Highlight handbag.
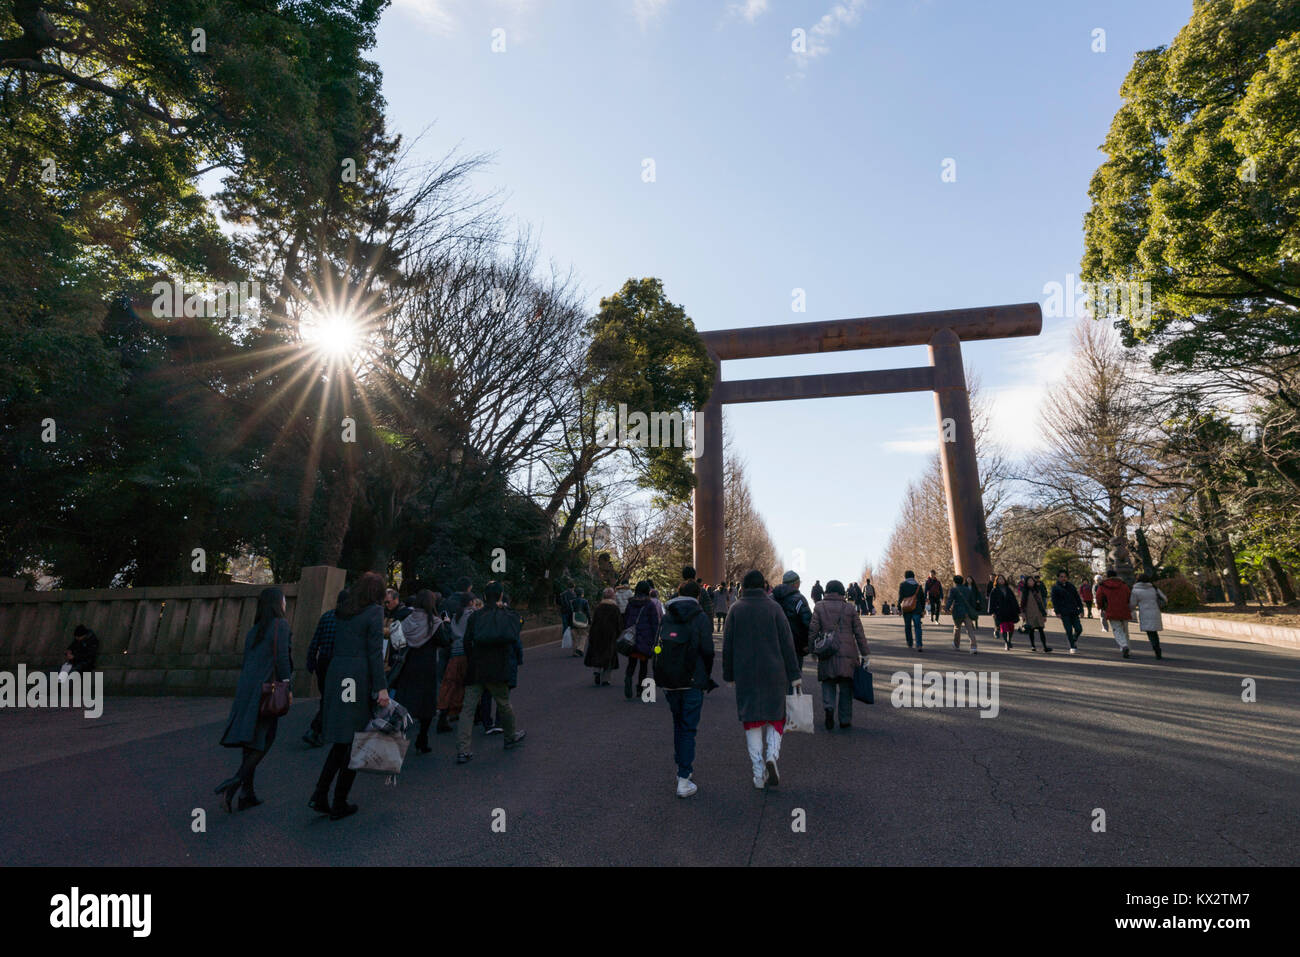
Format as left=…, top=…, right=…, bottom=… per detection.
left=349, top=730, right=410, bottom=775
left=258, top=625, right=291, bottom=718
left=852, top=663, right=874, bottom=704
left=784, top=686, right=815, bottom=734
left=811, top=604, right=842, bottom=660
left=616, top=605, right=646, bottom=656
left=899, top=582, right=919, bottom=614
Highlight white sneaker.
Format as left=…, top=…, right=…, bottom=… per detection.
left=676, top=776, right=698, bottom=798
left=753, top=774, right=766, bottom=789
left=1069, top=647, right=1077, bottom=655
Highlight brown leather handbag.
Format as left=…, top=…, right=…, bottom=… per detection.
left=258, top=625, right=292, bottom=718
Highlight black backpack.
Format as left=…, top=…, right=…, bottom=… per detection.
left=653, top=607, right=699, bottom=689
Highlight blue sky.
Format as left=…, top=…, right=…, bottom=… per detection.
left=373, top=0, right=1191, bottom=586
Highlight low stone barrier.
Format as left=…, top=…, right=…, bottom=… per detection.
left=1163, top=613, right=1300, bottom=651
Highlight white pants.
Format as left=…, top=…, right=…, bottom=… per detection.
left=1110, top=619, right=1130, bottom=649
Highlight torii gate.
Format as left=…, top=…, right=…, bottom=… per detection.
left=692, top=303, right=1042, bottom=585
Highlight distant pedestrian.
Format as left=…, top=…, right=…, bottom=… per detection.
left=585, top=587, right=622, bottom=685
left=614, top=579, right=634, bottom=615
left=988, top=575, right=1020, bottom=650
left=924, top=571, right=943, bottom=623
left=1129, top=574, right=1166, bottom=660
left=456, top=581, right=525, bottom=764
left=862, top=579, right=876, bottom=615
left=898, top=571, right=925, bottom=651
left=657, top=580, right=716, bottom=797
left=310, top=572, right=387, bottom=820
left=770, top=570, right=813, bottom=664
left=623, top=581, right=661, bottom=700
left=1078, top=578, right=1095, bottom=618
left=568, top=587, right=591, bottom=657
left=808, top=580, right=869, bottom=729
left=217, top=586, right=293, bottom=813
left=1095, top=569, right=1132, bottom=658
left=714, top=581, right=731, bottom=632
left=811, top=580, right=824, bottom=604
left=1051, top=571, right=1084, bottom=654
left=1022, top=574, right=1052, bottom=652
left=435, top=578, right=476, bottom=733
left=723, top=569, right=801, bottom=790
left=303, top=589, right=348, bottom=747
left=943, top=574, right=980, bottom=653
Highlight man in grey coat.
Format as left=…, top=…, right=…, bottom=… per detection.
left=723, top=569, right=802, bottom=790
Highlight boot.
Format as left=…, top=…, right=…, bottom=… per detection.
left=745, top=728, right=765, bottom=788
left=763, top=724, right=781, bottom=787
left=435, top=711, right=452, bottom=734
left=824, top=708, right=834, bottom=731
left=1150, top=633, right=1162, bottom=659
left=624, top=666, right=635, bottom=700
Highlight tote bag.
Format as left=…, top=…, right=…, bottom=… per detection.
left=784, top=687, right=815, bottom=734
left=852, top=664, right=874, bottom=704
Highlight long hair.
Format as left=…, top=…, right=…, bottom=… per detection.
left=413, top=589, right=438, bottom=618
left=252, top=586, right=286, bottom=644
left=341, top=572, right=386, bottom=618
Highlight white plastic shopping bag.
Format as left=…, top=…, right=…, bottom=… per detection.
left=784, top=686, right=815, bottom=734
left=561, top=626, right=573, bottom=649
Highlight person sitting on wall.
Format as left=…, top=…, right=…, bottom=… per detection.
left=60, top=624, right=99, bottom=680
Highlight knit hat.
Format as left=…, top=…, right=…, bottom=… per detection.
left=782, top=570, right=800, bottom=584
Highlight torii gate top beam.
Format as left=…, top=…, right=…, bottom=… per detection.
left=698, top=302, right=1042, bottom=361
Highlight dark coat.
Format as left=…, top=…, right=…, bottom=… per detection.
left=660, top=596, right=715, bottom=690
left=463, top=606, right=522, bottom=686
left=221, top=618, right=293, bottom=750
left=770, top=583, right=812, bottom=657
left=723, top=588, right=801, bottom=722
left=897, top=578, right=924, bottom=612
left=584, top=599, right=623, bottom=670
left=1051, top=581, right=1083, bottom=617
left=809, top=594, right=869, bottom=681
left=389, top=610, right=441, bottom=718
left=988, top=585, right=1020, bottom=624
left=623, top=596, right=660, bottom=659
left=67, top=632, right=99, bottom=673
left=321, top=604, right=386, bottom=745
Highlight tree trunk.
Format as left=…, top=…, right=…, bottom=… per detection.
left=1134, top=526, right=1157, bottom=579
left=1265, top=556, right=1296, bottom=604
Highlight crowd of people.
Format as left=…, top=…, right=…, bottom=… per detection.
left=209, top=559, right=1169, bottom=814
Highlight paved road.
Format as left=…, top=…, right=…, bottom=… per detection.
left=1, top=612, right=1296, bottom=866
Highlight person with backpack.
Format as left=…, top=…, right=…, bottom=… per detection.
left=808, top=580, right=870, bottom=730
left=898, top=571, right=925, bottom=651
left=770, top=570, right=813, bottom=663
left=1051, top=571, right=1084, bottom=654
left=622, top=581, right=661, bottom=700
left=924, top=571, right=944, bottom=623
left=862, top=579, right=876, bottom=615
left=943, top=574, right=980, bottom=653
left=1021, top=574, right=1052, bottom=652
left=656, top=580, right=717, bottom=797
left=455, top=581, right=525, bottom=764
left=435, top=579, right=477, bottom=734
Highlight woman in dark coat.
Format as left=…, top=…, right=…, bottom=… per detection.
left=723, top=570, right=802, bottom=789
left=309, top=572, right=388, bottom=821
left=389, top=589, right=441, bottom=754
left=621, top=581, right=661, bottom=700
left=988, top=575, right=1020, bottom=650
left=216, top=587, right=293, bottom=812
left=584, top=587, right=623, bottom=685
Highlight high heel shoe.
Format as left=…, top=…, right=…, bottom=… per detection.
left=237, top=793, right=263, bottom=811
left=214, top=775, right=241, bottom=813
left=308, top=789, right=331, bottom=815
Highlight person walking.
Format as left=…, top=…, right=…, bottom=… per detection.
left=1094, top=574, right=1108, bottom=629
left=309, top=573, right=387, bottom=821
left=988, top=574, right=1020, bottom=650
left=614, top=579, right=634, bottom=615
left=810, top=580, right=824, bottom=604
left=808, top=580, right=870, bottom=730
left=924, top=571, right=944, bottom=624
left=1129, top=574, right=1167, bottom=660
left=658, top=580, right=716, bottom=797
left=622, top=581, right=661, bottom=700
left=389, top=589, right=443, bottom=753
left=1021, top=574, right=1052, bottom=652
left=435, top=579, right=476, bottom=733
left=217, top=586, right=293, bottom=813
left=303, top=589, right=347, bottom=747
left=1051, top=571, right=1084, bottom=654
left=943, top=574, right=980, bottom=653
left=862, top=579, right=876, bottom=615
left=456, top=581, right=525, bottom=764
left=1095, top=569, right=1133, bottom=658
left=770, top=570, right=813, bottom=664
left=568, top=587, right=591, bottom=657
left=585, top=587, right=623, bottom=685
left=1079, top=578, right=1095, bottom=618
left=723, top=569, right=802, bottom=789
left=898, top=571, right=925, bottom=651
left=714, top=581, right=730, bottom=633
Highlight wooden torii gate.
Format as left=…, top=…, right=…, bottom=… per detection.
left=692, top=303, right=1043, bottom=585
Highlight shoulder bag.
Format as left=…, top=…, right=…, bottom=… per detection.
left=258, top=623, right=292, bottom=718
left=616, top=605, right=647, bottom=656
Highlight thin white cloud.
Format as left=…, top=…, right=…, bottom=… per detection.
left=728, top=0, right=769, bottom=22
left=391, top=0, right=459, bottom=34
left=634, top=0, right=670, bottom=28
left=802, top=0, right=870, bottom=61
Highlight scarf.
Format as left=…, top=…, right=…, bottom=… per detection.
left=402, top=609, right=439, bottom=649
